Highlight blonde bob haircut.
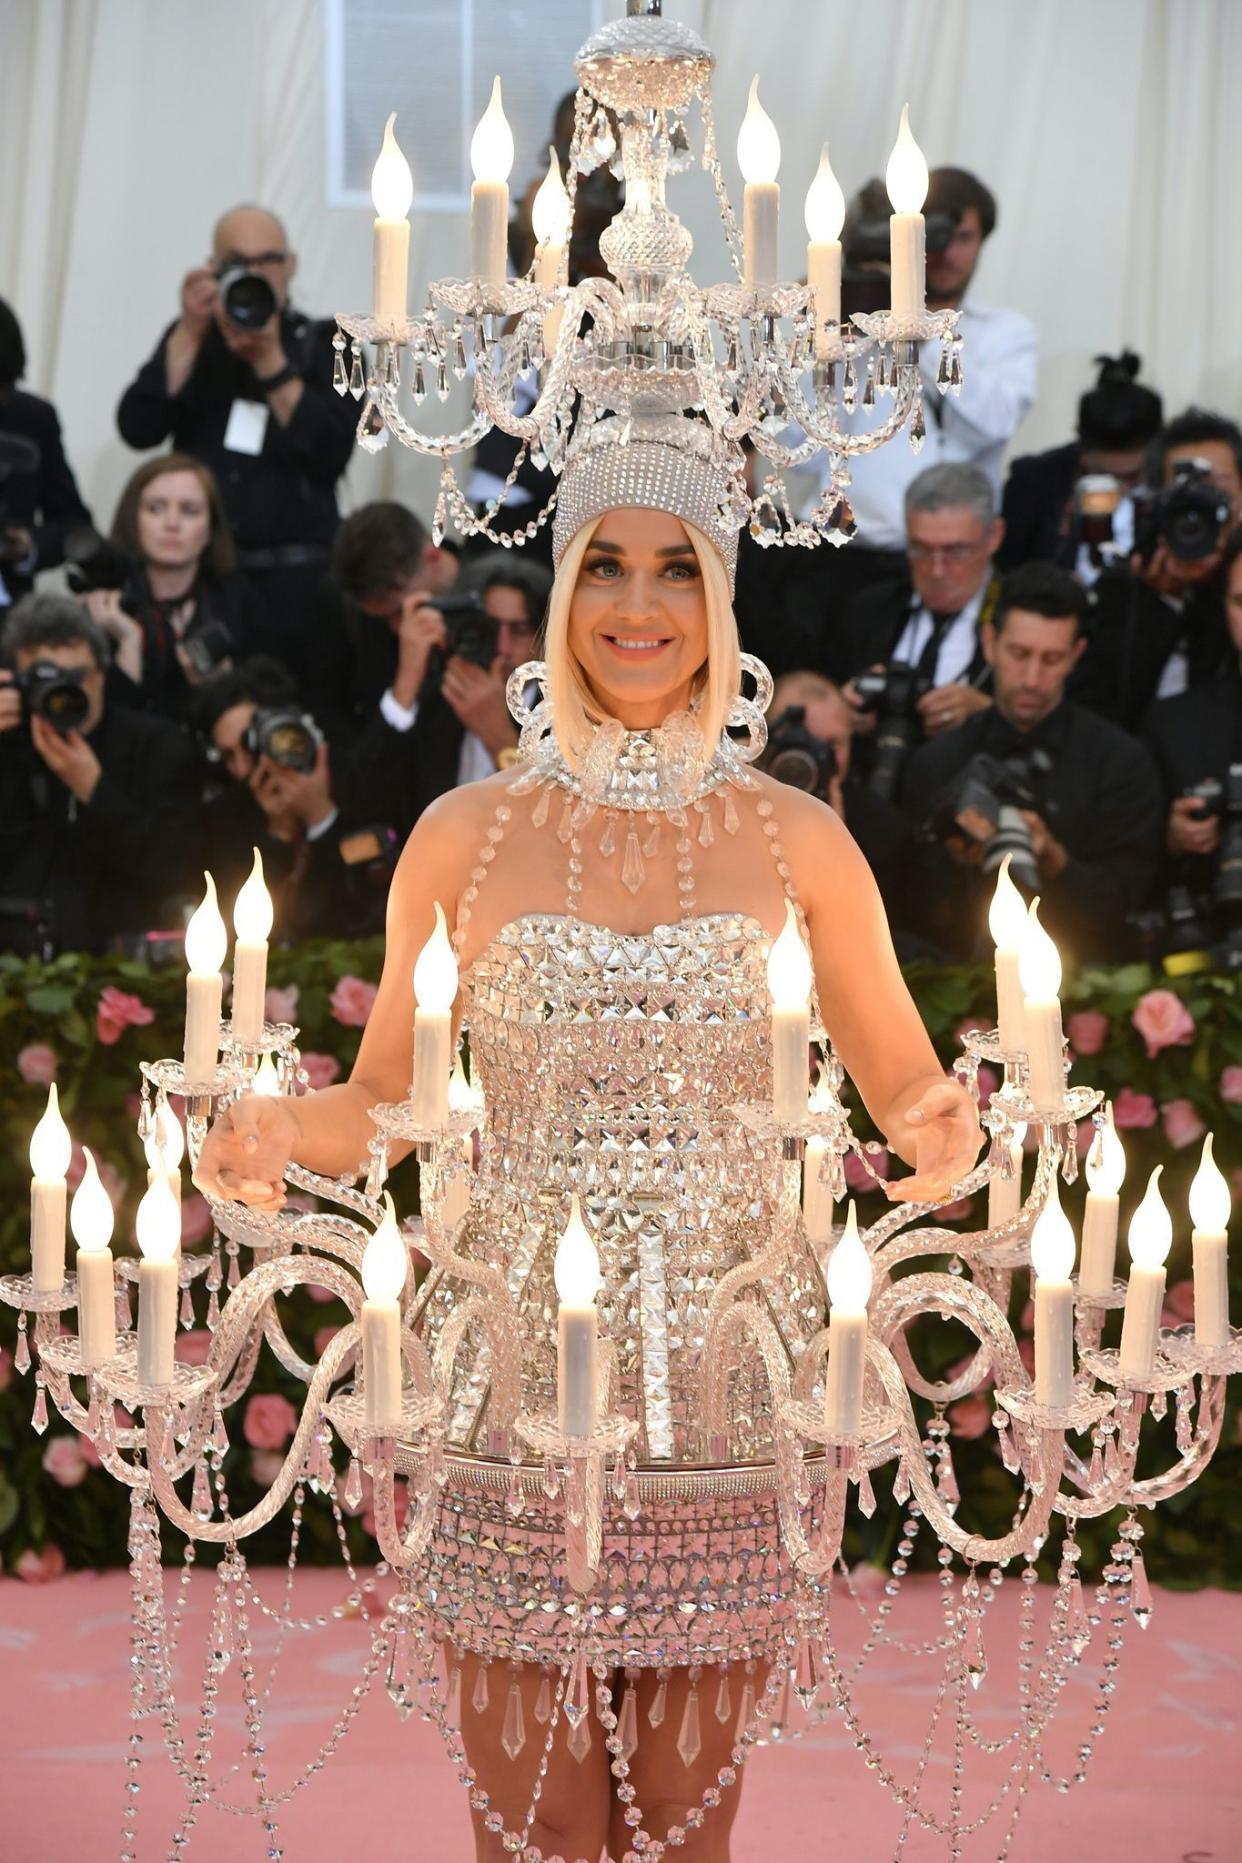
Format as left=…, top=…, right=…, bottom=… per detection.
left=543, top=515, right=741, bottom=770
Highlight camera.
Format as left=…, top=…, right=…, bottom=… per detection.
left=852, top=663, right=934, bottom=801
left=1133, top=458, right=1233, bottom=564
left=840, top=210, right=956, bottom=318
left=62, top=525, right=139, bottom=598
left=1072, top=473, right=1124, bottom=559
left=428, top=591, right=498, bottom=671
left=1182, top=765, right=1242, bottom=915
left=213, top=265, right=277, bottom=331
left=12, top=659, right=91, bottom=734
left=764, top=705, right=837, bottom=799
left=181, top=620, right=236, bottom=680
left=242, top=706, right=323, bottom=774
left=931, top=746, right=1053, bottom=894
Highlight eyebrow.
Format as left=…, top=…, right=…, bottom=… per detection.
left=586, top=539, right=697, bottom=558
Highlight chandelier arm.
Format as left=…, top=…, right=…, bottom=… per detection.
left=285, top=1162, right=383, bottom=1225
left=887, top=1324, right=993, bottom=1407
left=700, top=1297, right=792, bottom=1441
left=214, top=1322, right=267, bottom=1412
left=372, top=390, right=494, bottom=459
left=260, top=1301, right=321, bottom=1385
left=146, top=1322, right=362, bottom=1542
left=206, top=1255, right=364, bottom=1393
left=777, top=363, right=919, bottom=458
left=368, top=1451, right=440, bottom=1571
left=418, top=1208, right=523, bottom=1428
left=1055, top=1376, right=1227, bottom=1520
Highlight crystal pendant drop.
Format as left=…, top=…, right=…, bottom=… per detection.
left=862, top=358, right=876, bottom=409
left=676, top=1686, right=702, bottom=1768
left=563, top=1649, right=590, bottom=1729
left=697, top=807, right=714, bottom=849
left=557, top=796, right=576, bottom=845
left=856, top=1468, right=877, bottom=1517
left=598, top=813, right=618, bottom=859
left=714, top=1667, right=731, bottom=1724
left=31, top=1379, right=48, bottom=1433
left=358, top=396, right=389, bottom=453
left=500, top=1679, right=527, bottom=1760
left=621, top=829, right=645, bottom=895
left=180, top=1286, right=194, bottom=1328
left=531, top=784, right=553, bottom=830
left=962, top=1614, right=987, bottom=1689
left=192, top=1461, right=213, bottom=1519
left=472, top=1663, right=490, bottom=1715
left=227, top=1248, right=241, bottom=1289
left=1175, top=1387, right=1194, bottom=1455
left=116, top=1285, right=133, bottom=1330
left=938, top=1453, right=960, bottom=1512
left=505, top=1470, right=524, bottom=1520
left=648, top=1673, right=668, bottom=1729
left=842, top=356, right=857, bottom=413
left=722, top=790, right=740, bottom=835
left=769, top=1670, right=792, bottom=1739
left=332, top=341, right=348, bottom=395
left=936, top=346, right=951, bottom=393
left=14, top=1319, right=30, bottom=1376
left=212, top=1409, right=228, bottom=1457
left=998, top=1415, right=1021, bottom=1474
left=735, top=1679, right=756, bottom=1742
left=792, top=1635, right=818, bottom=1708
left=909, top=394, right=926, bottom=454
left=642, top=818, right=661, bottom=858
left=343, top=1457, right=364, bottom=1511
left=347, top=345, right=365, bottom=399
left=568, top=1713, right=592, bottom=1762
left=618, top=1679, right=639, bottom=1758
left=533, top=1671, right=553, bottom=1725
left=950, top=349, right=963, bottom=394
left=1065, top=1574, right=1090, bottom=1658
left=412, top=359, right=427, bottom=404
left=451, top=330, right=468, bottom=379
left=1130, top=1551, right=1153, bottom=1629
left=205, top=1285, right=220, bottom=1329
left=540, top=1457, right=560, bottom=1501
left=1087, top=1439, right=1105, bottom=1488
left=445, top=1665, right=462, bottom=1729
left=622, top=1475, right=641, bottom=1522
left=893, top=1460, right=911, bottom=1505
left=436, top=361, right=449, bottom=401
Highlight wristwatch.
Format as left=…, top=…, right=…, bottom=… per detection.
left=256, top=362, right=299, bottom=394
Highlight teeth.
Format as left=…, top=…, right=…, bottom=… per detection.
left=609, top=638, right=668, bottom=651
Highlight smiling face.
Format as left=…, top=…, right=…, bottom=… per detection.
left=566, top=508, right=710, bottom=727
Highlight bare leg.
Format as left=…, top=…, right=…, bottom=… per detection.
left=606, top=1664, right=765, bottom=1862
left=457, top=1651, right=613, bottom=1863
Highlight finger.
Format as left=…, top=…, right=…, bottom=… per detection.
left=226, top=1098, right=264, bottom=1153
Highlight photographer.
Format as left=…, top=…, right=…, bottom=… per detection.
left=195, top=657, right=389, bottom=940
left=70, top=454, right=262, bottom=722
left=1142, top=529, right=1242, bottom=963
left=115, top=206, right=357, bottom=648
left=834, top=463, right=1002, bottom=798
left=0, top=298, right=93, bottom=604
left=0, top=596, right=200, bottom=954
left=900, top=564, right=1163, bottom=961
left=1000, top=351, right=1164, bottom=583
left=1071, top=409, right=1242, bottom=730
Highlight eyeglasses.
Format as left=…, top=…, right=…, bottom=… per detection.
left=907, top=541, right=985, bottom=565
left=214, top=251, right=289, bottom=271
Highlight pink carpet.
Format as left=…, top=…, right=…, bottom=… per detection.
left=0, top=1569, right=1237, bottom=1861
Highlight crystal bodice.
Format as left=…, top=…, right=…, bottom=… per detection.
left=420, top=912, right=826, bottom=1464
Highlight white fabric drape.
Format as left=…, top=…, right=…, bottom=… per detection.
left=1, top=0, right=1237, bottom=535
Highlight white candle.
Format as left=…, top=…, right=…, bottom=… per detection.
left=802, top=1070, right=836, bottom=1246
left=804, top=143, right=844, bottom=356
left=136, top=1176, right=181, bottom=1387
left=371, top=113, right=413, bottom=324
left=1018, top=899, right=1064, bottom=1110
left=469, top=77, right=513, bottom=284
left=144, top=1096, right=185, bottom=1213
left=411, top=901, right=458, bottom=1128
left=738, top=77, right=781, bottom=287
left=71, top=1147, right=116, bottom=1367
left=1079, top=1103, right=1125, bottom=1297
left=183, top=874, right=227, bottom=1086
left=231, top=848, right=273, bottom=1046
left=1119, top=1167, right=1173, bottom=1380
left=362, top=1194, right=408, bottom=1431
left=1031, top=1175, right=1076, bottom=1407
left=1189, top=1133, right=1231, bottom=1348
left=768, top=900, right=813, bottom=1125
left=532, top=145, right=570, bottom=357
left=885, top=105, right=928, bottom=321
left=555, top=1194, right=602, bottom=1439
left=440, top=1054, right=478, bottom=1232
left=988, top=854, right=1028, bottom=1055
left=29, top=1082, right=71, bottom=1292
left=824, top=1202, right=872, bottom=1438
left=987, top=1125, right=1025, bottom=1227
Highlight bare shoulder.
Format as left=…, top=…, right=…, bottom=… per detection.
left=749, top=771, right=873, bottom=911
left=391, top=771, right=520, bottom=903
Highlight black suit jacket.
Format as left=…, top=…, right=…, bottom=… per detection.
left=999, top=441, right=1081, bottom=570
left=1070, top=565, right=1227, bottom=731
left=0, top=387, right=93, bottom=598
left=1144, top=662, right=1242, bottom=801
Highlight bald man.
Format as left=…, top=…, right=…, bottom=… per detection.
left=116, top=204, right=357, bottom=650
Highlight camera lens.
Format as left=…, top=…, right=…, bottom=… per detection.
left=40, top=681, right=90, bottom=731
left=220, top=269, right=277, bottom=331
left=264, top=720, right=317, bottom=773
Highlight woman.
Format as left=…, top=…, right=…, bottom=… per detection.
left=197, top=415, right=981, bottom=1861
left=81, top=452, right=260, bottom=719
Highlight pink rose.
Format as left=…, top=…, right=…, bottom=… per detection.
left=264, top=984, right=300, bottom=1025
left=329, top=975, right=378, bottom=1028
left=176, top=1329, right=213, bottom=1366
left=1131, top=988, right=1195, bottom=1060
left=243, top=1392, right=298, bottom=1450
left=42, top=1435, right=97, bottom=1487
left=314, top=1324, right=342, bottom=1357
left=1067, top=1010, right=1109, bottom=1057
left=299, top=1052, right=341, bottom=1092
left=1162, top=1279, right=1195, bottom=1326
left=95, top=985, right=155, bottom=1047
left=1113, top=1087, right=1158, bottom=1130
left=1162, top=1098, right=1206, bottom=1150
left=937, top=1195, right=974, bottom=1223
left=180, top=1193, right=213, bottom=1248
left=1219, top=1066, right=1242, bottom=1104
left=15, top=1544, right=66, bottom=1584
left=954, top=1016, right=986, bottom=1047
left=844, top=1147, right=890, bottom=1193
left=306, top=1281, right=338, bottom=1304
left=948, top=1395, right=992, bottom=1440
left=250, top=1450, right=284, bottom=1487
left=17, top=1042, right=58, bottom=1085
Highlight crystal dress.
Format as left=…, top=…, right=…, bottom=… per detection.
left=414, top=662, right=834, bottom=1673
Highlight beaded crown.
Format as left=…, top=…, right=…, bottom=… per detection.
left=551, top=413, right=747, bottom=591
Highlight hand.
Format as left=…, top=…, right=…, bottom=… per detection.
left=841, top=668, right=882, bottom=736
left=79, top=587, right=136, bottom=638
left=30, top=714, right=101, bottom=804
left=0, top=525, right=35, bottom=566
left=440, top=654, right=518, bottom=760
left=217, top=311, right=285, bottom=376
left=391, top=595, right=449, bottom=707
left=249, top=743, right=335, bottom=832
left=0, top=670, right=21, bottom=735
left=178, top=266, right=219, bottom=338
left=1167, top=794, right=1221, bottom=858
left=884, top=1078, right=982, bottom=1204
left=916, top=684, right=992, bottom=736
left=1132, top=542, right=1221, bottom=600
left=1017, top=809, right=1069, bottom=878
left=193, top=1093, right=300, bottom=1210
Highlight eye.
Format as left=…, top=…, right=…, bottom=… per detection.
left=584, top=557, right=621, bottom=578
left=664, top=561, right=699, bottom=582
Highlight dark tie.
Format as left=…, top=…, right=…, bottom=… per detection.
left=914, top=610, right=961, bottom=683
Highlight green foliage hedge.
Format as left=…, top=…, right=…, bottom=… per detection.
left=1, top=945, right=1238, bottom=1586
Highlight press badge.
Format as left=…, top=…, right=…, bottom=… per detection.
left=223, top=399, right=269, bottom=455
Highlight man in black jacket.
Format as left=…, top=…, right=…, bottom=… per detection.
left=899, top=564, right=1164, bottom=962
left=0, top=596, right=200, bottom=953
left=115, top=206, right=357, bottom=652
left=0, top=299, right=93, bottom=604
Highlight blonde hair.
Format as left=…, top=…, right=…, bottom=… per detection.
left=544, top=516, right=741, bottom=769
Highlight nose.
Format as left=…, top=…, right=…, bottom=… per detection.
left=613, top=572, right=662, bottom=621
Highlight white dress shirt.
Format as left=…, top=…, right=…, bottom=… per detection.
left=890, top=581, right=989, bottom=687
left=379, top=688, right=498, bottom=785
left=823, top=300, right=1039, bottom=551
